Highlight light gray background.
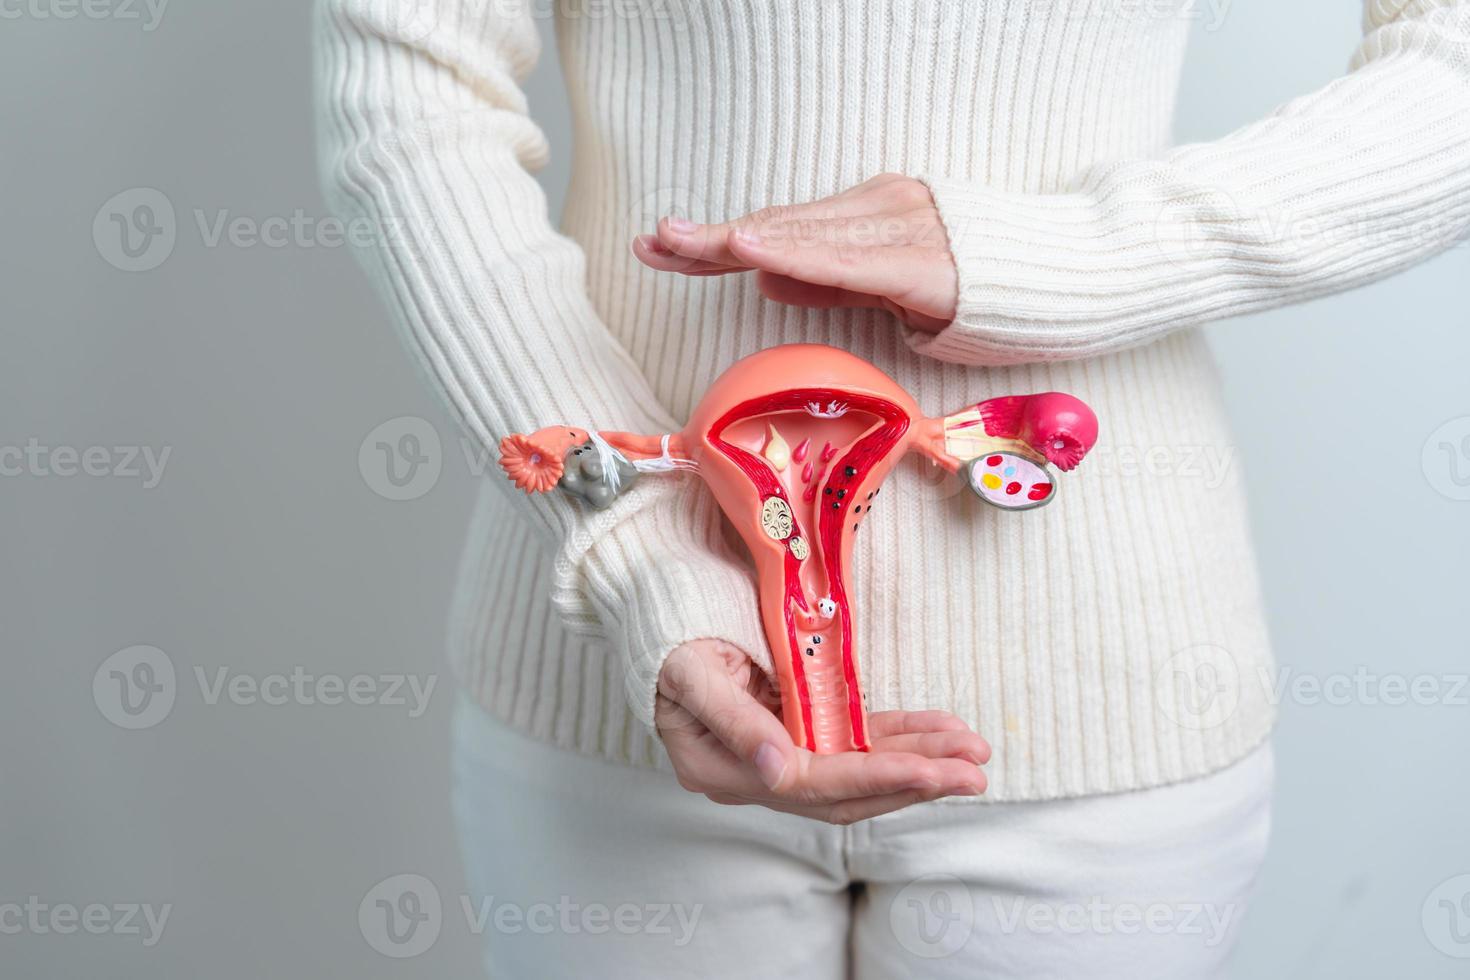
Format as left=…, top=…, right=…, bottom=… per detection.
left=3, top=2, right=1467, bottom=977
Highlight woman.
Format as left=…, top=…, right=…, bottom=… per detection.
left=316, top=1, right=1469, bottom=975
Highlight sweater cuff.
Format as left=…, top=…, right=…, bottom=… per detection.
left=914, top=173, right=1219, bottom=365
left=550, top=480, right=770, bottom=729
left=914, top=175, right=1110, bottom=365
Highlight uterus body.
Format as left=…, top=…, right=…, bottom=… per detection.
left=500, top=344, right=1098, bottom=755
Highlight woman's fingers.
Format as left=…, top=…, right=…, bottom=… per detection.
left=657, top=211, right=898, bottom=269
left=870, top=730, right=992, bottom=767
left=673, top=734, right=985, bottom=806
left=651, top=173, right=934, bottom=265
left=663, top=705, right=986, bottom=805
left=633, top=173, right=959, bottom=327
left=664, top=707, right=984, bottom=805
left=638, top=233, right=956, bottom=329
left=865, top=708, right=992, bottom=761
left=659, top=645, right=794, bottom=766
left=867, top=709, right=974, bottom=738
left=778, top=749, right=986, bottom=806
left=726, top=226, right=934, bottom=300
left=655, top=195, right=873, bottom=266
left=752, top=271, right=887, bottom=311
left=654, top=215, right=746, bottom=266
left=632, top=234, right=743, bottom=276
left=657, top=640, right=987, bottom=822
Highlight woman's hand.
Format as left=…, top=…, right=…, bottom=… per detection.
left=632, top=174, right=958, bottom=334
left=656, top=639, right=989, bottom=825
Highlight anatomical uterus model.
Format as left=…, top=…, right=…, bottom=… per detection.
left=500, top=344, right=1098, bottom=755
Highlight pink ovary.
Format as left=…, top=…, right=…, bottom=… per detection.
left=792, top=438, right=811, bottom=463
left=802, top=461, right=814, bottom=483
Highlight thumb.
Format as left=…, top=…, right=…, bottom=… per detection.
left=662, top=642, right=797, bottom=790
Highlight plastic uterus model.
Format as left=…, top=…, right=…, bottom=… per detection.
left=499, top=344, right=1098, bottom=754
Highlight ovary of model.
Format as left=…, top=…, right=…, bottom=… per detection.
left=498, top=345, right=1098, bottom=754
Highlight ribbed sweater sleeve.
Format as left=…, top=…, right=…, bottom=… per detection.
left=313, top=0, right=769, bottom=723
left=914, top=0, right=1470, bottom=366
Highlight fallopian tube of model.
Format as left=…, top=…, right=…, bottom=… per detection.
left=499, top=344, right=1099, bottom=755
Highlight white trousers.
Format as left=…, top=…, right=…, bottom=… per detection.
left=452, top=694, right=1273, bottom=980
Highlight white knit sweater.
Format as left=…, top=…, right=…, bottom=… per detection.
left=315, top=0, right=1470, bottom=800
